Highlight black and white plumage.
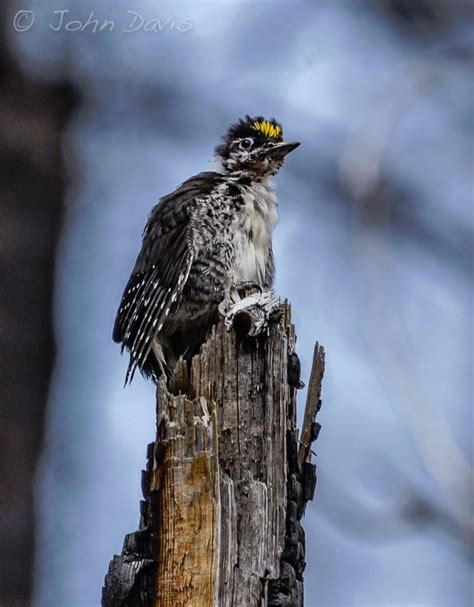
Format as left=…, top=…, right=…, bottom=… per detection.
left=113, top=116, right=300, bottom=384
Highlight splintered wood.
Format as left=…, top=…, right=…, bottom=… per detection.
left=152, top=394, right=219, bottom=605
left=103, top=304, right=325, bottom=607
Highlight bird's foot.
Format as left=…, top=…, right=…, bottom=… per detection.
left=235, top=281, right=263, bottom=298
left=222, top=290, right=281, bottom=336
left=218, top=282, right=264, bottom=316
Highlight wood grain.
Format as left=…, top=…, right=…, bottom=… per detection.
left=103, top=304, right=325, bottom=606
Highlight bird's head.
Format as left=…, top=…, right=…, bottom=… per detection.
left=215, top=115, right=300, bottom=179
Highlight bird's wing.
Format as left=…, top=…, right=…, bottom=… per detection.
left=113, top=171, right=222, bottom=383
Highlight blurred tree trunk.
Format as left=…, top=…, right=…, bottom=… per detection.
left=0, top=5, right=75, bottom=606
left=103, top=306, right=324, bottom=606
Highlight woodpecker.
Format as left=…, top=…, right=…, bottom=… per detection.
left=113, top=116, right=300, bottom=384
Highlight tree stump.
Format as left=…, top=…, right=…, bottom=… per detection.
left=103, top=303, right=325, bottom=606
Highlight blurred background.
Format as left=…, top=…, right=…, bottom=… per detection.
left=0, top=0, right=472, bottom=606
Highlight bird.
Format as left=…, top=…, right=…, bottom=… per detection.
left=113, top=115, right=300, bottom=384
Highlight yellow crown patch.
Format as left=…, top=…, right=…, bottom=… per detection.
left=252, top=120, right=282, bottom=140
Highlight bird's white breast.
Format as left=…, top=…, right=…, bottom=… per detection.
left=235, top=179, right=278, bottom=285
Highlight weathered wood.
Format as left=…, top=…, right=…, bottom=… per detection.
left=152, top=392, right=219, bottom=605
left=103, top=304, right=324, bottom=606
left=298, top=344, right=325, bottom=468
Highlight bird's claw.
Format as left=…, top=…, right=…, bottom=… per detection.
left=222, top=290, right=280, bottom=336
left=235, top=281, right=263, bottom=297
left=223, top=293, right=261, bottom=331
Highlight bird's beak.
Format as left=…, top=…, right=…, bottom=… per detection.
left=264, top=141, right=301, bottom=159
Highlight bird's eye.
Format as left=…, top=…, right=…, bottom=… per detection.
left=239, top=138, right=253, bottom=150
